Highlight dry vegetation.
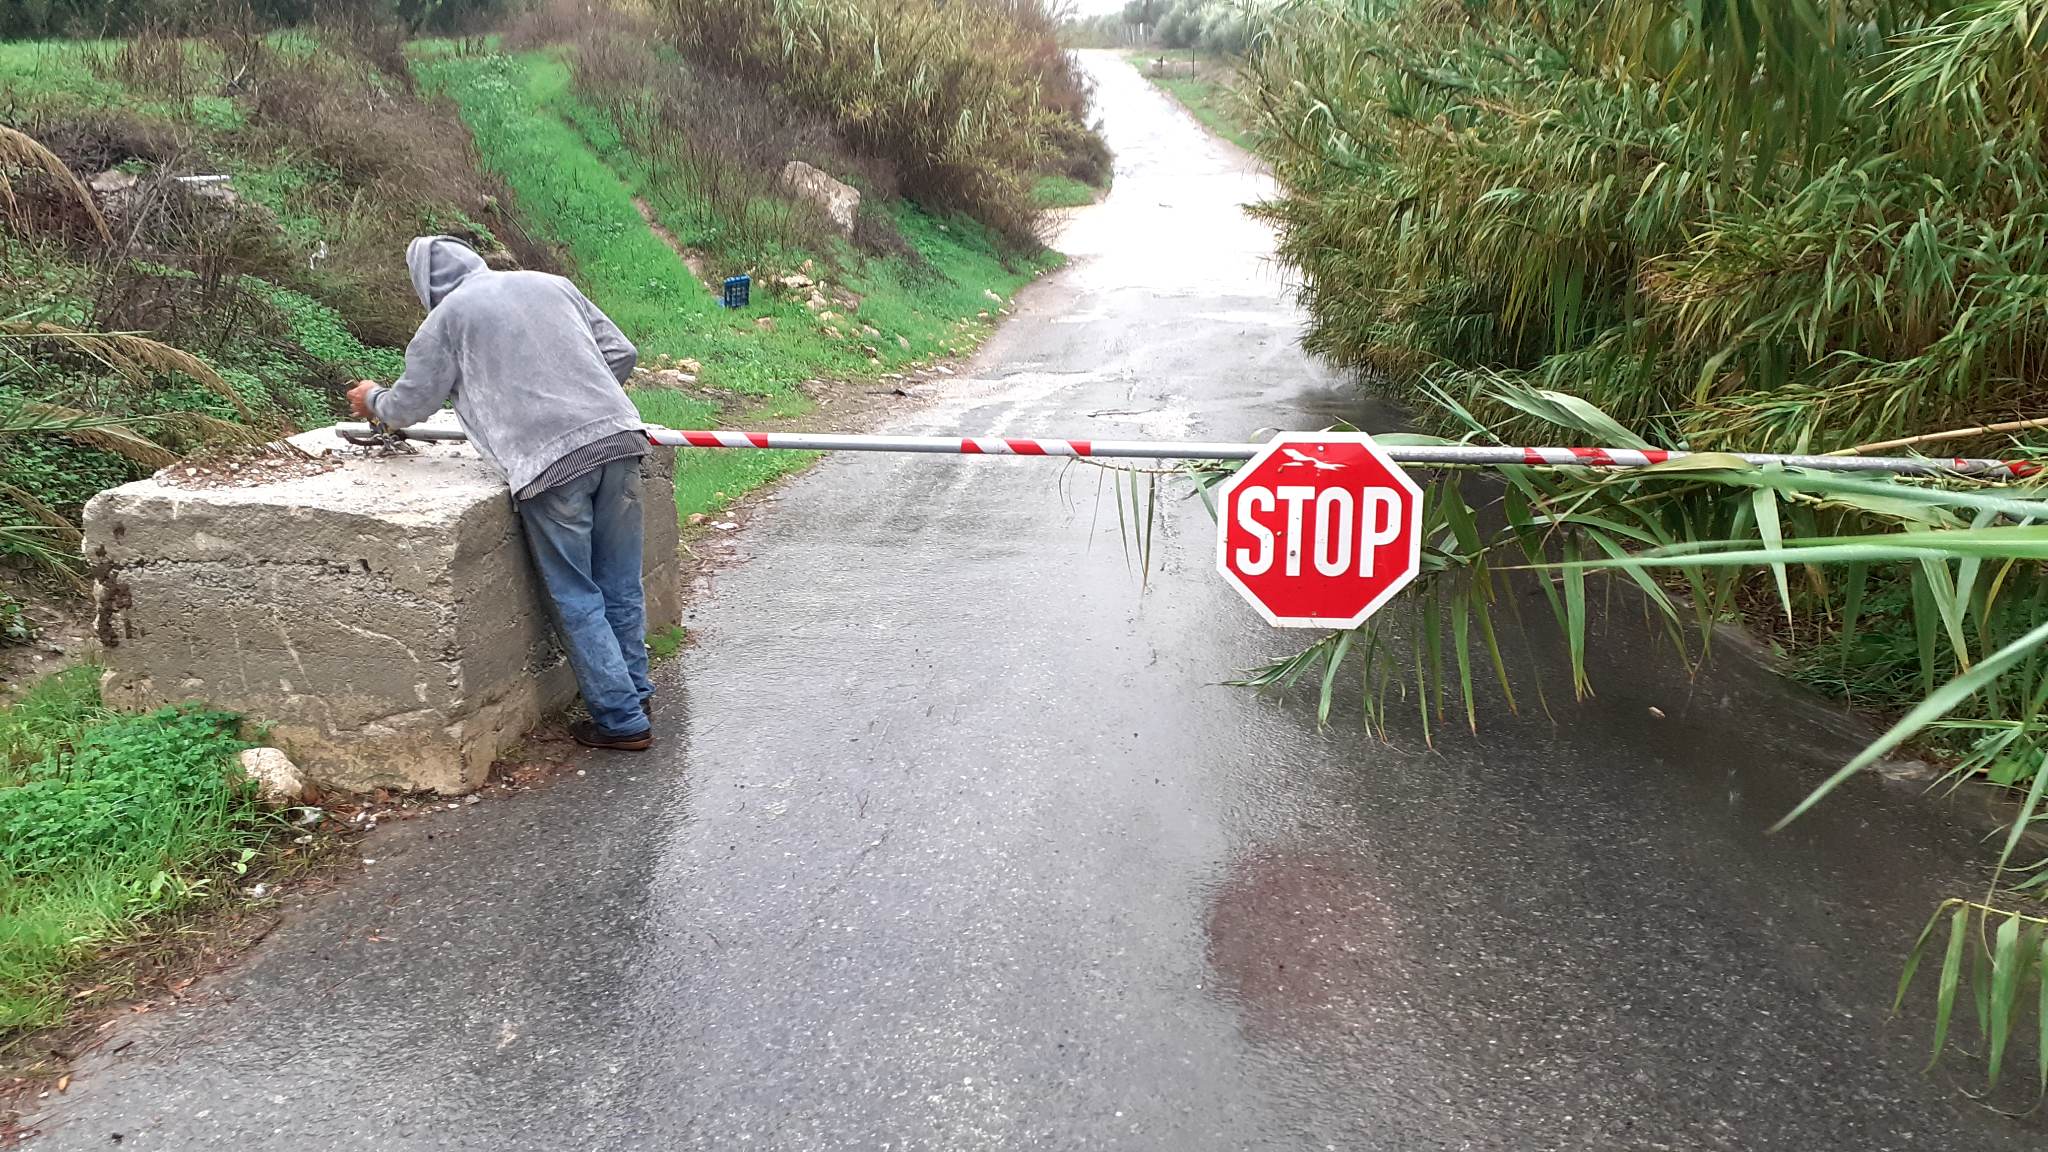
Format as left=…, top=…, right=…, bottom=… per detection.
left=0, top=17, right=559, bottom=595
left=657, top=0, right=1109, bottom=247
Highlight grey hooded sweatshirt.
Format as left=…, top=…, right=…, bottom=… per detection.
left=367, top=237, right=644, bottom=496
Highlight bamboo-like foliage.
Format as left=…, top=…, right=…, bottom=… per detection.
left=0, top=322, right=254, bottom=421
left=1244, top=0, right=2048, bottom=456
left=1162, top=380, right=2048, bottom=1089
left=1234, top=0, right=2048, bottom=1085
left=0, top=125, right=113, bottom=247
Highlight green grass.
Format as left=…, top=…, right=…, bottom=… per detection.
left=646, top=625, right=687, bottom=661
left=1129, top=52, right=1255, bottom=151
left=413, top=47, right=1058, bottom=520
left=0, top=670, right=268, bottom=1031
left=625, top=387, right=820, bottom=516
left=1031, top=174, right=1101, bottom=209
left=0, top=39, right=132, bottom=116
left=0, top=38, right=432, bottom=549
left=0, top=39, right=245, bottom=128
left=4, top=37, right=1065, bottom=528
left=0, top=666, right=102, bottom=783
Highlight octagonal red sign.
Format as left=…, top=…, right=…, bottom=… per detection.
left=1214, top=433, right=1425, bottom=629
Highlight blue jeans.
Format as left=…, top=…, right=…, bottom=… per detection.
left=517, top=458, right=653, bottom=736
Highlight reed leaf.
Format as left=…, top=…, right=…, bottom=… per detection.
left=0, top=124, right=112, bottom=246
left=0, top=322, right=253, bottom=421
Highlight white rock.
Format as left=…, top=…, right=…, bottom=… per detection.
left=780, top=160, right=861, bottom=235
left=89, top=169, right=140, bottom=195
left=238, top=747, right=306, bottom=806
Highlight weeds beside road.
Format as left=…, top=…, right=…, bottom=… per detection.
left=0, top=669, right=267, bottom=1034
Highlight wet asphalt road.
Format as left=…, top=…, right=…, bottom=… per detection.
left=26, top=53, right=2045, bottom=1150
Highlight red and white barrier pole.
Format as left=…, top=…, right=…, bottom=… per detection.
left=333, top=424, right=2043, bottom=478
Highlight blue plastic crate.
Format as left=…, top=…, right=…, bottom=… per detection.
left=721, top=274, right=751, bottom=309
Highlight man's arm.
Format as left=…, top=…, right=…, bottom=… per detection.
left=572, top=286, right=637, bottom=383
left=353, top=323, right=459, bottom=428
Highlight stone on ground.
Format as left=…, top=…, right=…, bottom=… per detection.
left=779, top=160, right=860, bottom=235
left=238, top=747, right=305, bottom=806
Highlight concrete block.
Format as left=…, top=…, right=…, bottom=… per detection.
left=82, top=418, right=681, bottom=795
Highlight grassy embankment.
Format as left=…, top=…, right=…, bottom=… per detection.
left=413, top=46, right=1059, bottom=519
left=0, top=29, right=1085, bottom=568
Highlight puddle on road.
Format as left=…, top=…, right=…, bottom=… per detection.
left=1287, top=378, right=1405, bottom=434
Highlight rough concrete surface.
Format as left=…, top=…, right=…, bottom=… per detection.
left=81, top=415, right=680, bottom=794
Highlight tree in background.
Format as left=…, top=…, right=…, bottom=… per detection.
left=1120, top=0, right=1168, bottom=31
left=1070, top=0, right=1260, bottom=54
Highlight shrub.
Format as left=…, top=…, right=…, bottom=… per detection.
left=1, top=0, right=522, bottom=38
left=1043, top=114, right=1113, bottom=187
left=0, top=676, right=270, bottom=1032
left=655, top=0, right=1102, bottom=248
left=1240, top=0, right=2048, bottom=1087
left=0, top=705, right=254, bottom=880
left=1245, top=0, right=2048, bottom=456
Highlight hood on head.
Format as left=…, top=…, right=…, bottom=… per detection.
left=407, top=235, right=488, bottom=311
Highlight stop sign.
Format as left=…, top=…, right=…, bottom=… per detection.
left=1215, top=432, right=1424, bottom=628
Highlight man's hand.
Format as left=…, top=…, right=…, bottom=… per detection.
left=347, top=380, right=379, bottom=421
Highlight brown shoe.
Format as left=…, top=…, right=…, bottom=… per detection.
left=572, top=720, right=654, bottom=751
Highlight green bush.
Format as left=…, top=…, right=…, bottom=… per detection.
left=0, top=676, right=270, bottom=1031
left=1239, top=0, right=2048, bottom=766
left=0, top=706, right=255, bottom=880
left=1239, top=0, right=2048, bottom=1088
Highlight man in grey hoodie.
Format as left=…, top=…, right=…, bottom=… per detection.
left=348, top=236, right=658, bottom=750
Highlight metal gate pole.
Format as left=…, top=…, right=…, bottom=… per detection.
left=332, top=423, right=2043, bottom=479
